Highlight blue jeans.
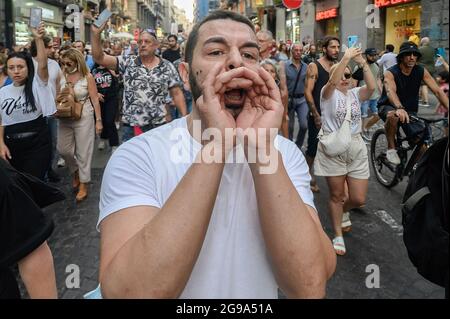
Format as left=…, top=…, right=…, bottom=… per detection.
left=288, top=98, right=309, bottom=149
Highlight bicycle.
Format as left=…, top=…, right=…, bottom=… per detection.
left=370, top=114, right=447, bottom=188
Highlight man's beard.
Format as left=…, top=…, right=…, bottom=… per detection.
left=325, top=52, right=338, bottom=62
left=189, top=70, right=203, bottom=102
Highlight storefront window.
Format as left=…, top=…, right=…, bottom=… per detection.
left=385, top=2, right=421, bottom=52
left=15, top=21, right=30, bottom=46
left=286, top=11, right=300, bottom=42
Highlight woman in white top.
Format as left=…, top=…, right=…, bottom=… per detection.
left=0, top=23, right=56, bottom=180
left=0, top=23, right=60, bottom=299
left=58, top=48, right=102, bottom=202
left=314, top=47, right=376, bottom=256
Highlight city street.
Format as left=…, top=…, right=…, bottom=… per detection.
left=17, top=99, right=445, bottom=300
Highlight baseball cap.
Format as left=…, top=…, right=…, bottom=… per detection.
left=365, top=48, right=377, bottom=56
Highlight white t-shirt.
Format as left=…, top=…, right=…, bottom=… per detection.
left=377, top=52, right=397, bottom=72
left=33, top=58, right=61, bottom=98
left=98, top=117, right=316, bottom=299
left=320, top=87, right=363, bottom=135
left=0, top=73, right=56, bottom=126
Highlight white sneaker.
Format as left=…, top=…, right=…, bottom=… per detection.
left=386, top=149, right=401, bottom=165
left=57, top=157, right=65, bottom=167
left=111, top=146, right=118, bottom=154
left=98, top=140, right=106, bottom=151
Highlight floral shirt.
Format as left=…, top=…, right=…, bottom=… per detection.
left=117, top=55, right=182, bottom=126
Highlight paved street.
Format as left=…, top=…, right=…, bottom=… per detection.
left=20, top=101, right=446, bottom=299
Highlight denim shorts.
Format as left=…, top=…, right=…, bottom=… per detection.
left=361, top=99, right=379, bottom=118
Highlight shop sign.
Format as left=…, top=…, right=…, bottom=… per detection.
left=375, top=0, right=415, bottom=8
left=282, top=0, right=303, bottom=10
left=42, top=8, right=54, bottom=20
left=316, top=8, right=338, bottom=21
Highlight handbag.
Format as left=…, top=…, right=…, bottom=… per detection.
left=55, top=78, right=86, bottom=121
left=317, top=93, right=353, bottom=157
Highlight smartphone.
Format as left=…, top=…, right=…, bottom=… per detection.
left=94, top=9, right=112, bottom=28
left=29, top=8, right=42, bottom=28
left=348, top=35, right=359, bottom=49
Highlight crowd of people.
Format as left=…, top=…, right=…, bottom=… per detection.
left=0, top=9, right=448, bottom=299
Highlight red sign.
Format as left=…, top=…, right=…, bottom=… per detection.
left=375, top=0, right=415, bottom=8
left=133, top=29, right=140, bottom=41
left=282, top=0, right=303, bottom=10
left=316, top=8, right=338, bottom=21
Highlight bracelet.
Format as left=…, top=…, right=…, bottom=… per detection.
left=96, top=118, right=102, bottom=122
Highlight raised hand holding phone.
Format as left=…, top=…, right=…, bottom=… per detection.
left=94, top=9, right=112, bottom=28
left=29, top=8, right=42, bottom=28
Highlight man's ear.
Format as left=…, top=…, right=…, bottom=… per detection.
left=178, top=62, right=190, bottom=90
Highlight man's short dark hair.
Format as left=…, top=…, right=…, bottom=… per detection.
left=386, top=44, right=395, bottom=52
left=168, top=34, right=178, bottom=42
left=322, top=36, right=340, bottom=50
left=30, top=35, right=52, bottom=57
left=74, top=40, right=85, bottom=48
left=185, top=10, right=255, bottom=65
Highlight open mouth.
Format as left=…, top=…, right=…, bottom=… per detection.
left=224, top=89, right=246, bottom=109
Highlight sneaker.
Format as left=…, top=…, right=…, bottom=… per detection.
left=57, top=157, right=65, bottom=167
left=341, top=212, right=352, bottom=233
left=98, top=140, right=106, bottom=151
left=386, top=149, right=401, bottom=165
left=111, top=146, right=118, bottom=154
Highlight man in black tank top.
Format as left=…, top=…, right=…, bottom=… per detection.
left=378, top=42, right=448, bottom=165
left=304, top=36, right=340, bottom=192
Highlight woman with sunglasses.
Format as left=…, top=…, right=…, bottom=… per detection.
left=0, top=22, right=56, bottom=180
left=314, top=47, right=376, bottom=256
left=58, top=48, right=102, bottom=202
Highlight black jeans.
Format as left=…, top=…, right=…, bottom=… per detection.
left=306, top=113, right=320, bottom=158
left=100, top=95, right=119, bottom=147
left=5, top=118, right=51, bottom=180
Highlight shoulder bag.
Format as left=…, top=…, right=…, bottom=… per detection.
left=55, top=77, right=87, bottom=121
left=317, top=93, right=353, bottom=157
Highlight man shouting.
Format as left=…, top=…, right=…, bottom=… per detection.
left=91, top=10, right=335, bottom=299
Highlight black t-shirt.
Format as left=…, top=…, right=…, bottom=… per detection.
left=162, top=48, right=181, bottom=63
left=91, top=64, right=118, bottom=96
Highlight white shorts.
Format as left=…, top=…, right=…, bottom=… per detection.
left=314, top=134, right=370, bottom=180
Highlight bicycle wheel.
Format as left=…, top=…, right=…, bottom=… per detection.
left=370, top=128, right=400, bottom=188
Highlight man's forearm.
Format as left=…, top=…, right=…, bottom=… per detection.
left=91, top=31, right=104, bottom=64
left=101, top=146, right=227, bottom=298
left=305, top=92, right=318, bottom=114
left=436, top=89, right=449, bottom=109
left=249, top=151, right=335, bottom=298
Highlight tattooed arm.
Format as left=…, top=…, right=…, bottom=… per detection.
left=304, top=63, right=321, bottom=129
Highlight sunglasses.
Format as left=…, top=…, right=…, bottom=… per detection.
left=343, top=73, right=352, bottom=80
left=60, top=61, right=74, bottom=67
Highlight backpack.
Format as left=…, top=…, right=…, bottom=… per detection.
left=401, top=137, right=449, bottom=288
